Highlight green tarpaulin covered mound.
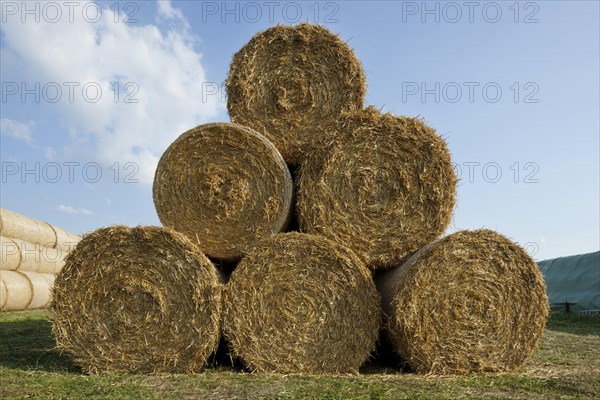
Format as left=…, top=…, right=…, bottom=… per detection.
left=538, top=251, right=600, bottom=314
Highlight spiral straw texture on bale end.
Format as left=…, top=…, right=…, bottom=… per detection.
left=226, top=23, right=366, bottom=165
left=223, top=232, right=381, bottom=374
left=298, top=107, right=457, bottom=270
left=52, top=226, right=223, bottom=374
left=375, top=229, right=549, bottom=374
left=153, top=122, right=293, bottom=261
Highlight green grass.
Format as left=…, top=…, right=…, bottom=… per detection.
left=1, top=311, right=599, bottom=399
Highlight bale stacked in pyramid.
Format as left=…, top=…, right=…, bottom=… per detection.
left=51, top=23, right=548, bottom=375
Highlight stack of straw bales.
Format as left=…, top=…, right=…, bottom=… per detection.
left=0, top=208, right=81, bottom=311
left=51, top=23, right=548, bottom=375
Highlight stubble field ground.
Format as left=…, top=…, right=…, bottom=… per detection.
left=0, top=311, right=598, bottom=399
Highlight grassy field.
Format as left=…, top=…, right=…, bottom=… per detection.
left=0, top=311, right=598, bottom=399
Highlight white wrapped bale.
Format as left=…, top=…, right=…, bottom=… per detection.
left=0, top=270, right=55, bottom=311
left=1, top=236, right=66, bottom=274
left=0, top=208, right=81, bottom=252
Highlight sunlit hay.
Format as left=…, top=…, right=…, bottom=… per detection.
left=226, top=23, right=366, bottom=165
left=52, top=226, right=223, bottom=374
left=375, top=229, right=549, bottom=374
left=153, top=122, right=293, bottom=261
left=297, top=107, right=457, bottom=270
left=223, top=232, right=381, bottom=374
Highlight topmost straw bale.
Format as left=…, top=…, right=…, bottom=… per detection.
left=226, top=23, right=366, bottom=165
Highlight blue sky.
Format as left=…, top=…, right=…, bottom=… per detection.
left=1, top=0, right=598, bottom=261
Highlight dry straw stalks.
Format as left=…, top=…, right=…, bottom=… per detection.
left=153, top=122, right=293, bottom=261
left=227, top=23, right=366, bottom=165
left=375, top=229, right=549, bottom=374
left=298, top=107, right=457, bottom=270
left=52, top=226, right=223, bottom=373
left=223, top=232, right=381, bottom=374
left=48, top=22, right=549, bottom=377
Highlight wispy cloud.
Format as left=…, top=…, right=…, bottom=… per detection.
left=1, top=119, right=58, bottom=161
left=55, top=204, right=94, bottom=215
left=157, top=0, right=186, bottom=23
left=0, top=118, right=34, bottom=144
left=44, top=146, right=56, bottom=160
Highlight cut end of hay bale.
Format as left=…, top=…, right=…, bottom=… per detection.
left=153, top=122, right=293, bottom=261
left=223, top=232, right=381, bottom=374
left=52, top=225, right=222, bottom=374
left=226, top=23, right=366, bottom=164
left=298, top=107, right=457, bottom=270
left=375, top=229, right=549, bottom=374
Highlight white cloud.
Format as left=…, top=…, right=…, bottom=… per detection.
left=1, top=1, right=222, bottom=184
left=0, top=118, right=34, bottom=143
left=1, top=119, right=56, bottom=160
left=157, top=0, right=186, bottom=22
left=55, top=204, right=94, bottom=215
left=44, top=146, right=56, bottom=160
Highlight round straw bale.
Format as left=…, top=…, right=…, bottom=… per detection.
left=226, top=23, right=366, bottom=164
left=153, top=122, right=293, bottom=261
left=21, top=270, right=54, bottom=309
left=297, top=107, right=457, bottom=270
left=52, top=226, right=222, bottom=374
left=0, top=208, right=57, bottom=248
left=0, top=270, right=55, bottom=311
left=53, top=226, right=82, bottom=252
left=0, top=208, right=81, bottom=251
left=223, top=232, right=381, bottom=374
left=0, top=236, right=21, bottom=271
left=0, top=278, right=6, bottom=310
left=1, top=270, right=33, bottom=311
left=1, top=236, right=66, bottom=274
left=374, top=229, right=549, bottom=374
